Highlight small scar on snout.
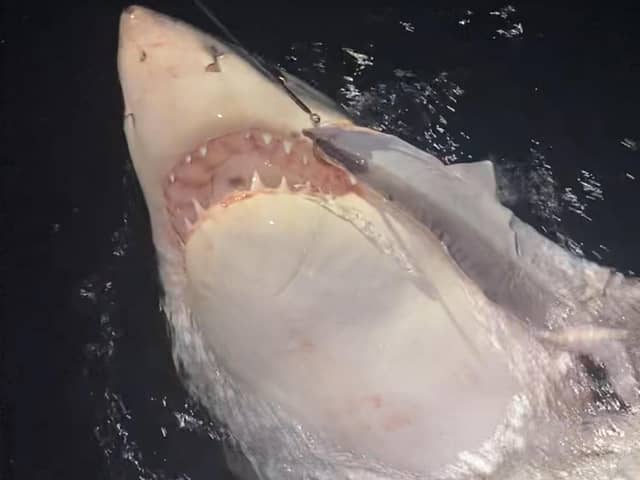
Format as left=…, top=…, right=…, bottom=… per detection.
left=139, top=50, right=147, bottom=62
left=205, top=61, right=220, bottom=72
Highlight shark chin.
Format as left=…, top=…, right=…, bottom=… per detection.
left=117, top=5, right=640, bottom=480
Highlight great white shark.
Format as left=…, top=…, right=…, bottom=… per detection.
left=117, top=6, right=640, bottom=479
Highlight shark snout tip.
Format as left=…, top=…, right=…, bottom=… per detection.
left=122, top=5, right=144, bottom=19
left=119, top=5, right=168, bottom=46
left=120, top=5, right=160, bottom=28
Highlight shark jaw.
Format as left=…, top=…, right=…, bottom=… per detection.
left=117, top=5, right=354, bottom=251
left=162, top=127, right=362, bottom=244
left=118, top=6, right=536, bottom=478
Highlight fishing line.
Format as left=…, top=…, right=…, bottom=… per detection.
left=193, top=0, right=321, bottom=126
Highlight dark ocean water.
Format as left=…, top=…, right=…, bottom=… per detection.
left=1, top=2, right=639, bottom=479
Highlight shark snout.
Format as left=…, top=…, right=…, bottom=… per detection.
left=120, top=5, right=164, bottom=28
left=119, top=5, right=174, bottom=49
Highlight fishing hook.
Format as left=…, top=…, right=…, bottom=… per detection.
left=193, top=0, right=322, bottom=126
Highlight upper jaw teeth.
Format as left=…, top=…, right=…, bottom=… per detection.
left=261, top=132, right=272, bottom=145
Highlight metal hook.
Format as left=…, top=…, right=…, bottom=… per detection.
left=193, top=0, right=322, bottom=127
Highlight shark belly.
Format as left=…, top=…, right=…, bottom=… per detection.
left=184, top=191, right=521, bottom=474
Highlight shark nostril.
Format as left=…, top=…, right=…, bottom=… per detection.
left=205, top=47, right=223, bottom=72
left=205, top=61, right=220, bottom=72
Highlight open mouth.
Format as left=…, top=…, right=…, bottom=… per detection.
left=164, top=128, right=359, bottom=243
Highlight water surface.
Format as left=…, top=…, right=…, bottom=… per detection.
left=2, top=3, right=639, bottom=479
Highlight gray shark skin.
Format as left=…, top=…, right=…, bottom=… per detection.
left=117, top=6, right=640, bottom=480
left=304, top=126, right=640, bottom=398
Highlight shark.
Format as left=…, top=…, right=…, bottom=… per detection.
left=117, top=6, right=640, bottom=479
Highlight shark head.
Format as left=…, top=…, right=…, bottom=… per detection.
left=116, top=6, right=535, bottom=477
left=118, top=5, right=355, bottom=254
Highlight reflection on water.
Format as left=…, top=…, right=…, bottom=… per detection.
left=82, top=5, right=639, bottom=479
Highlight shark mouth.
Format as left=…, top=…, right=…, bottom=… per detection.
left=164, top=128, right=358, bottom=243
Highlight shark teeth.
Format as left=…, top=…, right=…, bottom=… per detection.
left=191, top=198, right=206, bottom=219
left=169, top=173, right=176, bottom=183
left=250, top=170, right=265, bottom=191
left=184, top=217, right=194, bottom=231
left=277, top=176, right=290, bottom=192
left=282, top=140, right=292, bottom=154
left=198, top=144, right=207, bottom=157
left=185, top=154, right=192, bottom=164
left=301, top=154, right=309, bottom=166
left=261, top=133, right=272, bottom=145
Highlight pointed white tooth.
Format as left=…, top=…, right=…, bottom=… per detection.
left=250, top=170, right=264, bottom=191
left=282, top=140, right=292, bottom=154
left=261, top=132, right=272, bottom=145
left=302, top=154, right=309, bottom=165
left=184, top=217, right=194, bottom=231
left=185, top=154, right=192, bottom=164
left=348, top=173, right=357, bottom=185
left=169, top=173, right=176, bottom=183
left=277, top=176, right=289, bottom=192
left=191, top=198, right=206, bottom=218
left=199, top=144, right=207, bottom=157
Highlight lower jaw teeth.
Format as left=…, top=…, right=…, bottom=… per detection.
left=250, top=170, right=265, bottom=191
left=277, top=176, right=290, bottom=192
